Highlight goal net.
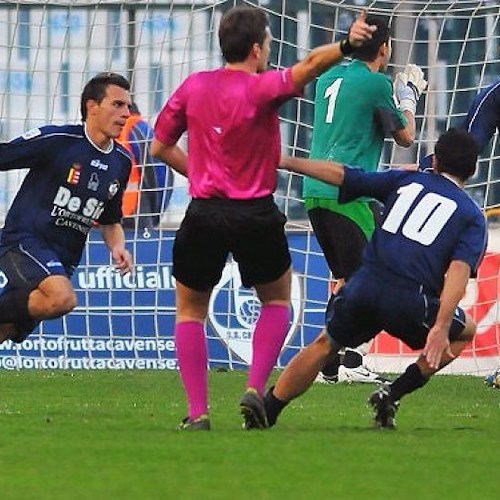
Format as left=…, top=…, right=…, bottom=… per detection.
left=0, top=0, right=498, bottom=375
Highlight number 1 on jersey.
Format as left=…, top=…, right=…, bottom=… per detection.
left=324, top=79, right=343, bottom=124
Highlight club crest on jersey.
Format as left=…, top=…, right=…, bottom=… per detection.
left=108, top=180, right=119, bottom=199
left=67, top=163, right=81, bottom=185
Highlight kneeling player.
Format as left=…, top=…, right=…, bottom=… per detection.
left=266, top=128, right=486, bottom=429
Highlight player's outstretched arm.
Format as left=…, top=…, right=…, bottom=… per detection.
left=290, top=10, right=377, bottom=89
left=100, top=223, right=133, bottom=275
left=280, top=155, right=345, bottom=186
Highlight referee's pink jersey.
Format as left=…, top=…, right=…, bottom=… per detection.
left=154, top=67, right=301, bottom=199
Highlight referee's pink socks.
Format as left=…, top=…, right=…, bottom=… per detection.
left=175, top=320, right=208, bottom=420
left=247, top=303, right=290, bottom=396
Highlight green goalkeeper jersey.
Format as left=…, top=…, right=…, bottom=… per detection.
left=303, top=59, right=407, bottom=236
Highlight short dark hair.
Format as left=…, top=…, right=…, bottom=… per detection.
left=80, top=72, right=130, bottom=121
left=352, top=15, right=391, bottom=61
left=219, top=7, right=269, bottom=63
left=434, top=128, right=478, bottom=181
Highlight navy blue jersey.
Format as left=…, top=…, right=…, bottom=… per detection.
left=339, top=167, right=487, bottom=296
left=463, top=79, right=500, bottom=153
left=0, top=124, right=131, bottom=270
left=419, top=79, right=500, bottom=170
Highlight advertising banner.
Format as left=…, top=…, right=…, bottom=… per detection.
left=1, top=230, right=498, bottom=374
left=0, top=230, right=329, bottom=370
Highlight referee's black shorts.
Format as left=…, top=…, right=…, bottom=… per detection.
left=173, top=196, right=291, bottom=291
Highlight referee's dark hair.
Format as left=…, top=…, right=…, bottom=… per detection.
left=219, top=6, right=269, bottom=63
left=80, top=72, right=130, bottom=121
left=435, top=128, right=479, bottom=182
left=352, top=14, right=391, bottom=62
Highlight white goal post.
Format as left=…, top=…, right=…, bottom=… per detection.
left=0, top=0, right=498, bottom=374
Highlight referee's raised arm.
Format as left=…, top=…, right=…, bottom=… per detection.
left=290, top=10, right=377, bottom=88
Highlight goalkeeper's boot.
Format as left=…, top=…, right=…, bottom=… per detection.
left=338, top=365, right=391, bottom=384
left=240, top=388, right=269, bottom=430
left=368, top=386, right=399, bottom=429
left=177, top=414, right=211, bottom=431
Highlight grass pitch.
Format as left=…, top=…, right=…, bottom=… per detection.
left=0, top=369, right=499, bottom=499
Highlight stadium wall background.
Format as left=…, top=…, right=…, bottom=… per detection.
left=0, top=229, right=498, bottom=375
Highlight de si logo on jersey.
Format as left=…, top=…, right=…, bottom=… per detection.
left=208, top=261, right=301, bottom=365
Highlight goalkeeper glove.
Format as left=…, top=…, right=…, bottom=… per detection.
left=393, top=64, right=427, bottom=114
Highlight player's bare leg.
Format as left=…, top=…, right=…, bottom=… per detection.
left=275, top=330, right=337, bottom=400
left=28, top=275, right=77, bottom=320
left=264, top=330, right=340, bottom=426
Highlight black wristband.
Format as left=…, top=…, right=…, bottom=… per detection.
left=339, top=37, right=354, bottom=56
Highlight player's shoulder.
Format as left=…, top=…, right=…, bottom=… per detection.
left=20, top=123, right=84, bottom=142
left=315, top=61, right=346, bottom=85
left=479, top=78, right=500, bottom=100
left=343, top=60, right=391, bottom=90
left=113, top=141, right=133, bottom=165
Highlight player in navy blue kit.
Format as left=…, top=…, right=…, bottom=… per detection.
left=463, top=78, right=500, bottom=152
left=265, top=128, right=487, bottom=428
left=420, top=78, right=500, bottom=170
left=0, top=72, right=134, bottom=344
left=464, top=78, right=500, bottom=387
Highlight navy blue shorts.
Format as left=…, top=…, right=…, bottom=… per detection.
left=173, top=196, right=291, bottom=291
left=326, top=267, right=467, bottom=351
left=0, top=242, right=69, bottom=287
left=0, top=242, right=69, bottom=341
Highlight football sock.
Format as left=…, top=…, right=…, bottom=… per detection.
left=175, top=320, right=208, bottom=419
left=247, top=304, right=290, bottom=395
left=342, top=348, right=363, bottom=369
left=264, top=386, right=289, bottom=427
left=388, top=363, right=429, bottom=402
left=321, top=353, right=342, bottom=377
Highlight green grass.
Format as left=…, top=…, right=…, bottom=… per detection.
left=0, top=370, right=499, bottom=499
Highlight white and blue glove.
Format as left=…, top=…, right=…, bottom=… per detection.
left=393, top=64, right=427, bottom=115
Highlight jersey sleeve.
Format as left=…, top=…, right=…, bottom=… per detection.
left=252, top=68, right=302, bottom=107
left=463, top=81, right=500, bottom=153
left=0, top=127, right=50, bottom=171
left=339, top=167, right=407, bottom=204
left=154, top=78, right=189, bottom=146
left=372, top=76, right=407, bottom=134
left=451, top=212, right=488, bottom=278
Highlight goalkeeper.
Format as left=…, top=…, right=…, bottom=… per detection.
left=0, top=72, right=134, bottom=344
left=305, top=14, right=427, bottom=384
left=267, top=128, right=486, bottom=429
